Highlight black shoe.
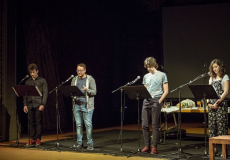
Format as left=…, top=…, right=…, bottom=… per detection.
left=87, top=144, right=94, bottom=150
left=76, top=143, right=83, bottom=149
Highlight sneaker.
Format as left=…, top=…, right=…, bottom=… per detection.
left=76, top=143, right=83, bottom=149
left=141, top=146, right=151, bottom=153
left=36, top=139, right=41, bottom=146
left=26, top=139, right=36, bottom=145
left=87, top=144, right=94, bottom=150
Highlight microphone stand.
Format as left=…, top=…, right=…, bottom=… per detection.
left=162, top=72, right=209, bottom=159
left=43, top=77, right=73, bottom=151
left=195, top=64, right=209, bottom=154
left=111, top=80, right=136, bottom=156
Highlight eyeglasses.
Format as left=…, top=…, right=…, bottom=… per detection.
left=76, top=70, right=85, bottom=73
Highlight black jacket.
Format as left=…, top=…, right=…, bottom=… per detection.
left=23, top=76, right=48, bottom=107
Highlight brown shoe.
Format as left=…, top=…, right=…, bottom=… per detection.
left=141, top=146, right=151, bottom=153
left=36, top=139, right=41, bottom=146
left=151, top=146, right=157, bottom=154
left=26, top=139, right=36, bottom=145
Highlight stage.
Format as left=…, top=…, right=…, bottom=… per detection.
left=0, top=123, right=229, bottom=160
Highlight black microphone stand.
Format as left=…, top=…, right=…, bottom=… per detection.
left=162, top=72, right=209, bottom=159
left=111, top=79, right=136, bottom=156
left=195, top=64, right=209, bottom=154
left=43, top=77, right=73, bottom=152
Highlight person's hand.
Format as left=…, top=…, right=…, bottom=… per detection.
left=159, top=99, right=162, bottom=104
left=212, top=103, right=218, bottom=110
left=39, top=105, right=44, bottom=111
left=24, top=106, right=28, bottom=113
left=82, top=85, right=87, bottom=91
left=208, top=104, right=212, bottom=109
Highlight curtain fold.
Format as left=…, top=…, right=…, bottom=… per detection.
left=23, top=18, right=68, bottom=130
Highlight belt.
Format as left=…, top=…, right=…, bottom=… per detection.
left=75, top=101, right=85, bottom=105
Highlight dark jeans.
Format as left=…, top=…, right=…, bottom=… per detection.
left=142, top=98, right=163, bottom=147
left=28, top=105, right=43, bottom=140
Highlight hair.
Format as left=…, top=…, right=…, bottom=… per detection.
left=144, top=57, right=158, bottom=69
left=77, top=63, right=86, bottom=70
left=28, top=63, right=38, bottom=71
left=209, top=59, right=226, bottom=78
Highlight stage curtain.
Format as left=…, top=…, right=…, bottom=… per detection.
left=23, top=18, right=68, bottom=130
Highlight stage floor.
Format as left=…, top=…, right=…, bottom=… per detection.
left=0, top=122, right=229, bottom=160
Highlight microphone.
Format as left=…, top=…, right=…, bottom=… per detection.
left=202, top=63, right=207, bottom=72
left=131, top=76, right=140, bottom=84
left=65, top=75, right=74, bottom=82
left=18, top=75, right=29, bottom=85
left=161, top=65, right=168, bottom=73
left=201, top=72, right=210, bottom=77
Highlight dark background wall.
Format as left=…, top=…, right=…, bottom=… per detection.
left=2, top=0, right=229, bottom=137
left=15, top=0, right=163, bottom=132
left=162, top=2, right=230, bottom=98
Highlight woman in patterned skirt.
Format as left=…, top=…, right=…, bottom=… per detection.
left=207, top=59, right=229, bottom=153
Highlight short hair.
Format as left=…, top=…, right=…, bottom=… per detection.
left=209, top=59, right=226, bottom=78
left=28, top=63, right=38, bottom=71
left=77, top=63, right=86, bottom=70
left=144, top=57, right=158, bottom=69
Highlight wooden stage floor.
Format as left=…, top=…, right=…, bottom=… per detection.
left=0, top=122, right=228, bottom=160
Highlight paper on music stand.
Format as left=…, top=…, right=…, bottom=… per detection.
left=122, top=85, right=151, bottom=100
left=12, top=85, right=42, bottom=97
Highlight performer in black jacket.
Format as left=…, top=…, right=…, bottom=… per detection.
left=23, top=63, right=48, bottom=146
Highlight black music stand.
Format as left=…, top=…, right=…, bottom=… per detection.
left=12, top=85, right=41, bottom=147
left=122, top=85, right=151, bottom=157
left=188, top=84, right=219, bottom=155
left=58, top=86, right=85, bottom=150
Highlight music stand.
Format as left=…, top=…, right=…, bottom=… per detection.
left=122, top=85, right=151, bottom=157
left=188, top=84, right=219, bottom=155
left=12, top=85, right=41, bottom=147
left=58, top=86, right=85, bottom=150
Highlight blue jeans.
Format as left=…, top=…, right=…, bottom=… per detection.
left=73, top=104, right=94, bottom=145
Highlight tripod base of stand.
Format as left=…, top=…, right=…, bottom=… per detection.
left=194, top=143, right=209, bottom=155
left=162, top=150, right=193, bottom=160
left=42, top=142, right=68, bottom=152
left=127, top=150, right=141, bottom=158
left=23, top=144, right=35, bottom=148
left=109, top=148, right=130, bottom=157
left=127, top=149, right=158, bottom=158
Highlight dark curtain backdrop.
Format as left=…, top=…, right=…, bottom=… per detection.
left=17, top=0, right=162, bottom=130
left=21, top=1, right=68, bottom=130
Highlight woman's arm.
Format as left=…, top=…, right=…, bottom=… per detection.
left=215, top=80, right=229, bottom=105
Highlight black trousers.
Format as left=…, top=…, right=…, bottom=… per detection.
left=28, top=105, right=43, bottom=140
left=142, top=98, right=163, bottom=147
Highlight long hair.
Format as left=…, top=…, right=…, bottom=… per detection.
left=144, top=57, right=158, bottom=69
left=209, top=59, right=226, bottom=78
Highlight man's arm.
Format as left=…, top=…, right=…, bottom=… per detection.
left=159, top=82, right=168, bottom=104
left=41, top=79, right=48, bottom=106
left=86, top=77, right=97, bottom=96
left=23, top=80, right=28, bottom=112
